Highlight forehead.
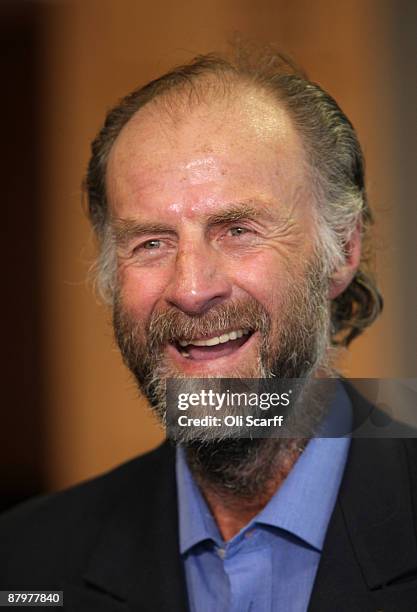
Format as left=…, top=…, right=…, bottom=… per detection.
left=106, top=88, right=311, bottom=220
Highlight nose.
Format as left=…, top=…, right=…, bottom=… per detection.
left=163, top=242, right=232, bottom=315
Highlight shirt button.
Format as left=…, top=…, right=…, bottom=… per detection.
left=217, top=547, right=226, bottom=559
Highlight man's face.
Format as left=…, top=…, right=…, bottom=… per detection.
left=106, top=89, right=329, bottom=409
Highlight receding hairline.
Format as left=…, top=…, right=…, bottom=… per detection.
left=109, top=71, right=305, bottom=153
left=105, top=75, right=312, bottom=211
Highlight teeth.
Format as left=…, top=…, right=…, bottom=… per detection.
left=178, top=329, right=250, bottom=348
left=203, top=336, right=221, bottom=346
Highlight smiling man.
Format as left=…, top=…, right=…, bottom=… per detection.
left=1, top=50, right=417, bottom=612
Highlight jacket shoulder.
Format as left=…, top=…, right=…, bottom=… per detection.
left=0, top=441, right=173, bottom=587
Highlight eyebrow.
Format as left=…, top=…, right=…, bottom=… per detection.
left=111, top=199, right=277, bottom=247
left=205, top=201, right=275, bottom=225
left=112, top=219, right=175, bottom=248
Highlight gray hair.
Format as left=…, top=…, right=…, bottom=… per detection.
left=84, top=46, right=382, bottom=346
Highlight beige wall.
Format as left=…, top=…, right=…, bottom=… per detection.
left=38, top=0, right=414, bottom=490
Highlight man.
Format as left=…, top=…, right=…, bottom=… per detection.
left=1, top=49, right=417, bottom=611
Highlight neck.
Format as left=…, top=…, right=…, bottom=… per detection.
left=185, top=438, right=305, bottom=541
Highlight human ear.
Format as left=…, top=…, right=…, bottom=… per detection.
left=328, top=224, right=361, bottom=299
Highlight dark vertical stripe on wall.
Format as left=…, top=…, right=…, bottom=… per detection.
left=390, top=0, right=417, bottom=375
left=0, top=2, right=44, bottom=512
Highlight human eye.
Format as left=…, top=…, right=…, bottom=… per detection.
left=128, top=237, right=174, bottom=264
left=212, top=217, right=268, bottom=253
left=224, top=224, right=258, bottom=241
left=130, top=238, right=165, bottom=254
left=228, top=226, right=251, bottom=237
left=141, top=238, right=161, bottom=250
left=214, top=224, right=259, bottom=252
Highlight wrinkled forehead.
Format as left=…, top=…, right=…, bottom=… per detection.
left=110, top=85, right=303, bottom=160
left=106, top=86, right=312, bottom=218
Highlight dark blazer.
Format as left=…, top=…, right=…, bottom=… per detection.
left=1, top=384, right=417, bottom=611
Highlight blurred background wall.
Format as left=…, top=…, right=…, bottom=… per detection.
left=1, top=0, right=416, bottom=509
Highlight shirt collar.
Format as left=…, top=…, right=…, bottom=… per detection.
left=176, top=444, right=221, bottom=553
left=176, top=381, right=352, bottom=554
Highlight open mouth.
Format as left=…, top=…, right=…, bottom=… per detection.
left=171, top=328, right=254, bottom=361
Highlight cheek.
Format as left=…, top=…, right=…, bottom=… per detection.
left=117, top=266, right=168, bottom=317
left=230, top=253, right=291, bottom=309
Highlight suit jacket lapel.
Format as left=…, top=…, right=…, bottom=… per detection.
left=309, top=385, right=417, bottom=610
left=82, top=442, right=189, bottom=612
left=71, top=386, right=417, bottom=611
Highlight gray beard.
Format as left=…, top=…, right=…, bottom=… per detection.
left=181, top=374, right=336, bottom=498
left=183, top=438, right=306, bottom=500
left=113, top=255, right=333, bottom=498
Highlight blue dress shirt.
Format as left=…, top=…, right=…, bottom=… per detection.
left=176, top=383, right=352, bottom=612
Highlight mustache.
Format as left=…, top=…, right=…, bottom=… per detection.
left=147, top=297, right=271, bottom=350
